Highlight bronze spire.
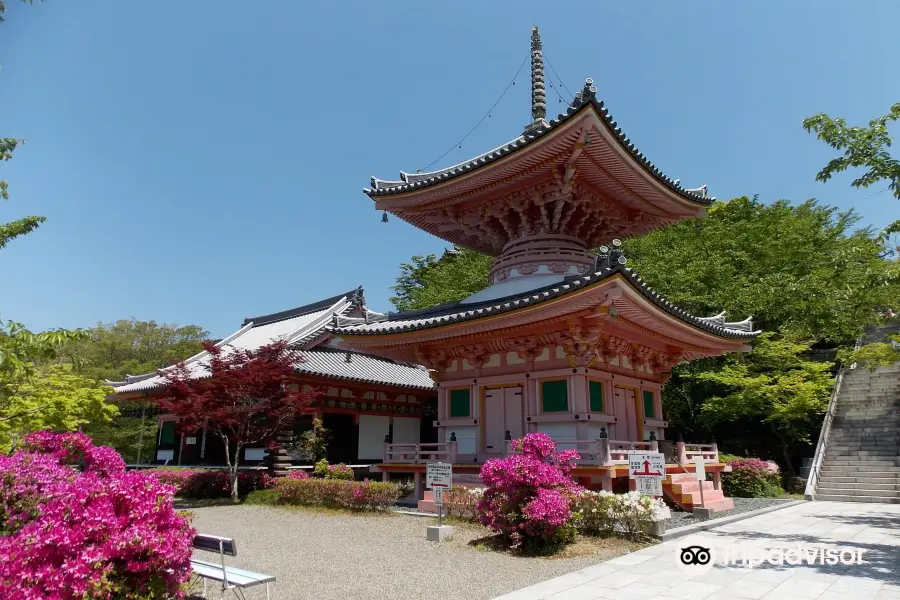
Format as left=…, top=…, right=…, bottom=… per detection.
left=529, top=26, right=547, bottom=127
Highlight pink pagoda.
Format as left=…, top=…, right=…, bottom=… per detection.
left=335, top=28, right=759, bottom=511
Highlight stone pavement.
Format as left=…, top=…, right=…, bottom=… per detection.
left=492, top=501, right=900, bottom=599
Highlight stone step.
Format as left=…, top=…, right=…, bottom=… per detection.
left=821, top=465, right=900, bottom=474
left=819, top=481, right=900, bottom=491
left=816, top=487, right=900, bottom=498
left=818, top=476, right=900, bottom=486
left=826, top=451, right=900, bottom=458
left=816, top=494, right=900, bottom=504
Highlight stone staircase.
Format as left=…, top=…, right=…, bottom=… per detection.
left=815, top=326, right=900, bottom=504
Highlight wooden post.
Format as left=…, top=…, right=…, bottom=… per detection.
left=599, top=438, right=612, bottom=466
left=712, top=470, right=721, bottom=491
left=675, top=441, right=687, bottom=464
left=414, top=470, right=423, bottom=500
left=381, top=470, right=391, bottom=483
left=600, top=470, right=613, bottom=492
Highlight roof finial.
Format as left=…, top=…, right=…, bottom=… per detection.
left=528, top=26, right=547, bottom=128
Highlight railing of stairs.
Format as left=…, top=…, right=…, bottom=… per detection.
left=804, top=338, right=861, bottom=500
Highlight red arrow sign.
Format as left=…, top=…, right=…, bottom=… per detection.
left=632, top=460, right=663, bottom=477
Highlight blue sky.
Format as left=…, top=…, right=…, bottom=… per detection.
left=2, top=1, right=898, bottom=338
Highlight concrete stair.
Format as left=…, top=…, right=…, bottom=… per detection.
left=814, top=323, right=900, bottom=504
left=417, top=477, right=485, bottom=513
left=664, top=472, right=734, bottom=513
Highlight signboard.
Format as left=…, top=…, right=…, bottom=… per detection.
left=628, top=452, right=665, bottom=497
left=426, top=462, right=453, bottom=490
left=433, top=486, right=444, bottom=505
left=693, top=456, right=706, bottom=481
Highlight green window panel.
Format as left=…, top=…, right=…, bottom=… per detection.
left=541, top=380, right=568, bottom=412
left=449, top=389, right=471, bottom=418
left=643, top=391, right=655, bottom=418
left=159, top=421, right=176, bottom=446
left=589, top=381, right=603, bottom=412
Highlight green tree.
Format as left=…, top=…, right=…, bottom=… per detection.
left=698, top=334, right=833, bottom=474
left=390, top=247, right=492, bottom=311
left=0, top=363, right=116, bottom=451
left=65, top=319, right=210, bottom=382
left=803, top=102, right=900, bottom=237
left=65, top=320, right=209, bottom=462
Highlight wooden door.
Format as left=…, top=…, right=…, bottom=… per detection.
left=483, top=389, right=505, bottom=455
left=503, top=386, right=524, bottom=441
left=613, top=387, right=638, bottom=441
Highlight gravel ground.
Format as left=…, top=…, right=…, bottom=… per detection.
left=664, top=497, right=794, bottom=530
left=186, top=505, right=642, bottom=600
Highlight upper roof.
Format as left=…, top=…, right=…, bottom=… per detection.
left=109, top=288, right=434, bottom=394
left=367, top=80, right=713, bottom=204
left=334, top=265, right=758, bottom=341
left=364, top=80, right=714, bottom=255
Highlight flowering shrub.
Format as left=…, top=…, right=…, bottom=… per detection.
left=20, top=430, right=126, bottom=477
left=286, top=469, right=311, bottom=480
left=274, top=478, right=400, bottom=510
left=0, top=431, right=194, bottom=599
left=575, top=491, right=667, bottom=541
left=723, top=458, right=783, bottom=498
left=325, top=463, right=354, bottom=480
left=477, top=433, right=582, bottom=554
left=145, top=468, right=273, bottom=499
left=442, top=486, right=483, bottom=521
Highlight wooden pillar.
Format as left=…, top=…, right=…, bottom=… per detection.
left=414, top=470, right=423, bottom=500
left=712, top=470, right=722, bottom=491
left=381, top=470, right=391, bottom=483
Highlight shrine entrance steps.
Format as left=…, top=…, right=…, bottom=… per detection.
left=663, top=472, right=734, bottom=513
left=816, top=362, right=900, bottom=504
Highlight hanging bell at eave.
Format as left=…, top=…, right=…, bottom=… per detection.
left=381, top=211, right=389, bottom=223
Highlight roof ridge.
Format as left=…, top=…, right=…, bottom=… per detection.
left=243, top=287, right=364, bottom=326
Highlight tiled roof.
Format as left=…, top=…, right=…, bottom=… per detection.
left=109, top=288, right=433, bottom=394
left=334, top=266, right=758, bottom=340
left=366, top=79, right=714, bottom=206
left=298, top=349, right=434, bottom=390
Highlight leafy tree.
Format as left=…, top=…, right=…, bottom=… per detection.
left=390, top=246, right=492, bottom=311
left=697, top=334, right=833, bottom=475
left=65, top=319, right=209, bottom=382
left=804, top=102, right=900, bottom=237
left=159, top=341, right=317, bottom=502
left=0, top=364, right=116, bottom=451
left=0, top=319, right=99, bottom=450
left=840, top=334, right=900, bottom=372
left=624, top=197, right=898, bottom=343
left=293, top=417, right=329, bottom=462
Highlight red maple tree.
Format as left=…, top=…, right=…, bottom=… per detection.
left=158, top=340, right=317, bottom=501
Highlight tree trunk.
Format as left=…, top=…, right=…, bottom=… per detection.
left=230, top=443, right=243, bottom=503
left=772, top=428, right=795, bottom=477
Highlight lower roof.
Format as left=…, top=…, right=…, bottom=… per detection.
left=334, top=266, right=758, bottom=340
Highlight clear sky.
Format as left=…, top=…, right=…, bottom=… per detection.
left=2, top=1, right=898, bottom=339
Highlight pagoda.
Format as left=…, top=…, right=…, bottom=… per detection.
left=335, top=28, right=758, bottom=507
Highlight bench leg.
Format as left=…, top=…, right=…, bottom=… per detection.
left=267, top=582, right=271, bottom=600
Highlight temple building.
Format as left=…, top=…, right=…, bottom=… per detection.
left=108, top=288, right=436, bottom=467
left=332, top=27, right=759, bottom=510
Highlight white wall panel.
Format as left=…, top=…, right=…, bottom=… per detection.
left=358, top=415, right=390, bottom=460
left=393, top=417, right=420, bottom=445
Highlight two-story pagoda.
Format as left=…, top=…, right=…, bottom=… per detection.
left=334, top=28, right=759, bottom=509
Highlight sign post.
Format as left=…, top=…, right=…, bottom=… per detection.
left=628, top=452, right=665, bottom=497
left=426, top=462, right=453, bottom=541
left=693, top=455, right=706, bottom=508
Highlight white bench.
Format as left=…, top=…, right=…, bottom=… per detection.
left=191, top=533, right=276, bottom=599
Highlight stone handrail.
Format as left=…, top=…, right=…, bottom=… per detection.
left=681, top=443, right=719, bottom=463
left=383, top=442, right=457, bottom=464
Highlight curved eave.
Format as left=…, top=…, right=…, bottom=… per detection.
left=335, top=267, right=758, bottom=343
left=365, top=85, right=713, bottom=208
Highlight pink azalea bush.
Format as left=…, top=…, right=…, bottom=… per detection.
left=286, top=469, right=311, bottom=480
left=723, top=457, right=783, bottom=498
left=0, top=431, right=194, bottom=599
left=146, top=468, right=273, bottom=499
left=477, top=433, right=583, bottom=553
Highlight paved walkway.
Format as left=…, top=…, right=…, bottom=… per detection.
left=493, top=501, right=900, bottom=599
